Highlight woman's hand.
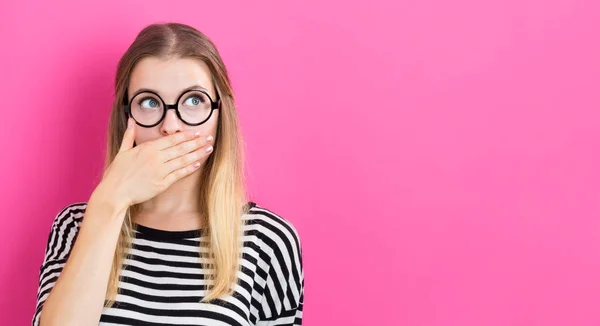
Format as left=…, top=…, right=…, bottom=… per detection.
left=98, top=118, right=214, bottom=209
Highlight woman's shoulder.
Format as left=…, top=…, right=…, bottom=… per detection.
left=41, top=202, right=88, bottom=264
left=50, top=202, right=88, bottom=228
left=243, top=202, right=304, bottom=317
left=242, top=201, right=303, bottom=256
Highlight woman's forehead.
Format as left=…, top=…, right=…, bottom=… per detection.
left=129, top=57, right=215, bottom=100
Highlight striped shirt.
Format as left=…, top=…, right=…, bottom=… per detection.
left=32, top=202, right=304, bottom=325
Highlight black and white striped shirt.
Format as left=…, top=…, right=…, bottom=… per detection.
left=33, top=202, right=304, bottom=325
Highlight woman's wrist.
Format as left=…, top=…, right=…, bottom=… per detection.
left=89, top=182, right=130, bottom=218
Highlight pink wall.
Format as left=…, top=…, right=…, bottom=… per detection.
left=2, top=0, right=600, bottom=325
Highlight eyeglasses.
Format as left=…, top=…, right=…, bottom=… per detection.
left=124, top=89, right=220, bottom=127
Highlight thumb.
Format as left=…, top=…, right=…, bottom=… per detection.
left=119, top=118, right=136, bottom=153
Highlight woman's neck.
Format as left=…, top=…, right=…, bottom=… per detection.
left=134, top=169, right=204, bottom=230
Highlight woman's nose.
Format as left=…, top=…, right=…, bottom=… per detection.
left=160, top=108, right=183, bottom=135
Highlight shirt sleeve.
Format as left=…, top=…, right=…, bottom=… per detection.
left=256, top=214, right=304, bottom=326
left=32, top=203, right=86, bottom=326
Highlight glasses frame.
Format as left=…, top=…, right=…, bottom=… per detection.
left=123, top=88, right=221, bottom=128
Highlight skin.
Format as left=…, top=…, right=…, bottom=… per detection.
left=39, top=57, right=217, bottom=325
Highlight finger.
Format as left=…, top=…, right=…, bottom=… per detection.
left=152, top=130, right=203, bottom=151
left=119, top=118, right=136, bottom=153
left=162, top=135, right=213, bottom=163
left=163, top=159, right=204, bottom=185
left=163, top=143, right=214, bottom=175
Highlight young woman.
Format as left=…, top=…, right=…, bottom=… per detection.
left=33, top=22, right=304, bottom=326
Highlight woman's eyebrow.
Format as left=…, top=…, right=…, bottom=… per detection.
left=132, top=84, right=209, bottom=95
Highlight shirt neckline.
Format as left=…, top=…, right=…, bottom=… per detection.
left=131, top=201, right=257, bottom=241
left=133, top=223, right=203, bottom=240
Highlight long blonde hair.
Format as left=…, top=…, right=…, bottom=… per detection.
left=102, top=22, right=248, bottom=305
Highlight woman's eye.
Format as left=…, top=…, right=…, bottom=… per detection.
left=140, top=98, right=159, bottom=109
left=184, top=96, right=203, bottom=106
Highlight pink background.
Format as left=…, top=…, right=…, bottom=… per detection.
left=1, top=0, right=600, bottom=325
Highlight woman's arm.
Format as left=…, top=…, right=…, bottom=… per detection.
left=37, top=187, right=128, bottom=326
left=35, top=121, right=212, bottom=325
left=251, top=206, right=304, bottom=326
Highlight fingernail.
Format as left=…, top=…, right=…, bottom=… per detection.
left=206, top=146, right=213, bottom=153
left=206, top=135, right=213, bottom=142
left=128, top=118, right=133, bottom=128
left=194, top=132, right=201, bottom=137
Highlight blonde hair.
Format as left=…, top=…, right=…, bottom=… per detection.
left=102, top=22, right=248, bottom=305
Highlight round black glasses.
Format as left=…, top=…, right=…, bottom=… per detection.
left=124, top=89, right=220, bottom=128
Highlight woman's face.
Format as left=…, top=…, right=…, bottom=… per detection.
left=127, top=57, right=219, bottom=146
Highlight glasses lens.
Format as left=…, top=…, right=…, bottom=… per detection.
left=130, top=92, right=164, bottom=125
left=178, top=90, right=212, bottom=125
